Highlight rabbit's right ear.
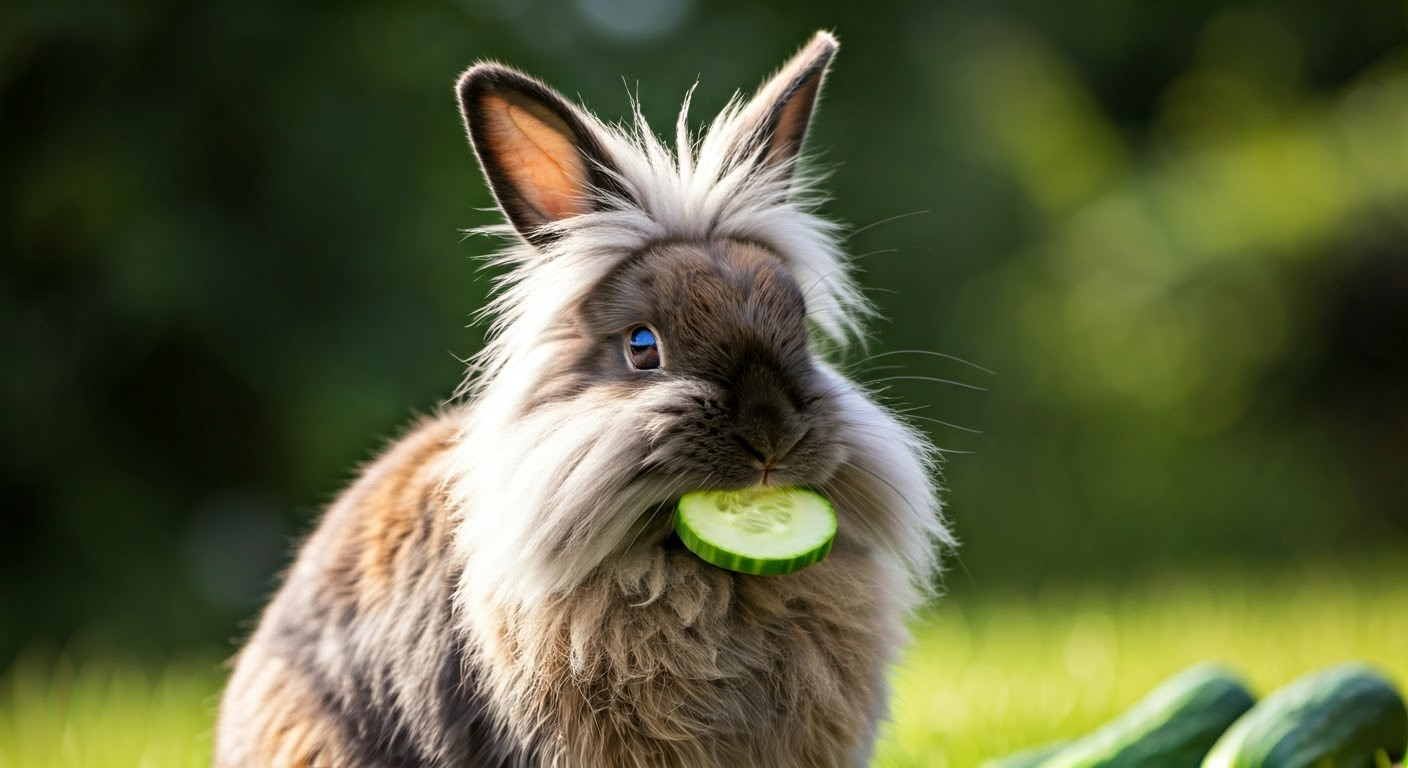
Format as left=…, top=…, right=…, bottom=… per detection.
left=457, top=64, right=623, bottom=243
left=728, top=31, right=838, bottom=183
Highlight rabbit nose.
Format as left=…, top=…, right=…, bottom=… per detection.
left=731, top=389, right=806, bottom=468
left=734, top=424, right=808, bottom=468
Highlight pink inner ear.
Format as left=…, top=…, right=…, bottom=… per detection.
left=737, top=32, right=836, bottom=171
left=482, top=93, right=593, bottom=222
left=765, top=76, right=822, bottom=164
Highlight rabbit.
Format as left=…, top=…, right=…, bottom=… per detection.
left=214, top=29, right=952, bottom=768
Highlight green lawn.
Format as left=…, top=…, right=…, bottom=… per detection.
left=3, top=561, right=1405, bottom=768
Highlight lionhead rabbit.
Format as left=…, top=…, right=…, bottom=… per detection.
left=215, top=30, right=952, bottom=768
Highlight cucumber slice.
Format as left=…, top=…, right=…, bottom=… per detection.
left=674, top=487, right=836, bottom=575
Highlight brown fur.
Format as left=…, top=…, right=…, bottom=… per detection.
left=220, top=649, right=350, bottom=767
left=216, top=415, right=484, bottom=767
left=465, top=547, right=910, bottom=767
left=218, top=409, right=910, bottom=767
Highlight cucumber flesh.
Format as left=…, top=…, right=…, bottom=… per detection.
left=674, top=487, right=836, bottom=575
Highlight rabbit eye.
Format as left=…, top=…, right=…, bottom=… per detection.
left=626, top=326, right=661, bottom=370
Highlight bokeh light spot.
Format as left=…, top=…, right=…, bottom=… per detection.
left=575, top=0, right=692, bottom=41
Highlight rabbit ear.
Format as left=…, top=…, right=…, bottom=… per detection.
left=733, top=30, right=838, bottom=179
left=457, top=64, right=622, bottom=241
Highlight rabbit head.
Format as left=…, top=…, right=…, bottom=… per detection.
left=446, top=31, right=952, bottom=605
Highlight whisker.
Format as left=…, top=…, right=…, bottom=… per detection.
left=846, top=363, right=906, bottom=375
left=820, top=474, right=882, bottom=531
left=890, top=402, right=979, bottom=427
left=867, top=375, right=988, bottom=392
left=848, top=349, right=995, bottom=375
left=823, top=465, right=971, bottom=589
left=851, top=248, right=899, bottom=262
left=841, top=423, right=977, bottom=455
left=621, top=506, right=663, bottom=556
left=819, top=474, right=861, bottom=517
left=837, top=463, right=927, bottom=525
left=808, top=374, right=871, bottom=405
left=896, top=413, right=982, bottom=435
left=847, top=210, right=930, bottom=238
left=799, top=266, right=851, bottom=303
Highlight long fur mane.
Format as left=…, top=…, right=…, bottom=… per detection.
left=445, top=69, right=951, bottom=609
left=458, top=89, right=870, bottom=403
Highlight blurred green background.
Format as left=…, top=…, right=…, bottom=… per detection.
left=3, top=0, right=1407, bottom=763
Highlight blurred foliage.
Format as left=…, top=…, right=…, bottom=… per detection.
left=2, top=0, right=1406, bottom=661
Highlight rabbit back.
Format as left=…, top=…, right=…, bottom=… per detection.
left=215, top=413, right=530, bottom=767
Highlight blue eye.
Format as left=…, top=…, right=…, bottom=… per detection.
left=626, top=325, right=661, bottom=370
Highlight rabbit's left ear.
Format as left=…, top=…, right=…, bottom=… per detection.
left=733, top=30, right=839, bottom=180
left=457, top=63, right=624, bottom=243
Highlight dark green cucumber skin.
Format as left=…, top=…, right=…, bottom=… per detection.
left=1203, top=663, right=1408, bottom=768
left=1040, top=664, right=1256, bottom=768
left=979, top=740, right=1069, bottom=768
left=675, top=520, right=832, bottom=575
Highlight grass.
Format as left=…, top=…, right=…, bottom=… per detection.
left=0, top=656, right=221, bottom=768
left=2, top=560, right=1405, bottom=768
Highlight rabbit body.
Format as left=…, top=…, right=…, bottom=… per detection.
left=216, top=31, right=949, bottom=768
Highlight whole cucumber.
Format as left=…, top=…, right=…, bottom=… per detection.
left=1040, top=663, right=1256, bottom=768
left=1202, top=663, right=1407, bottom=768
left=979, top=740, right=1069, bottom=768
